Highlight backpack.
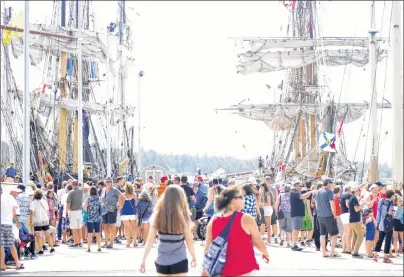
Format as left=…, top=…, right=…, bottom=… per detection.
left=383, top=200, right=394, bottom=232
left=202, top=211, right=237, bottom=276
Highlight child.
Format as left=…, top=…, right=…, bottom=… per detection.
left=363, top=208, right=376, bottom=258
left=393, top=196, right=404, bottom=257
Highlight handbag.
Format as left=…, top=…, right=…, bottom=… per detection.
left=99, top=198, right=108, bottom=216
left=277, top=194, right=285, bottom=220
left=203, top=211, right=237, bottom=277
left=138, top=202, right=151, bottom=227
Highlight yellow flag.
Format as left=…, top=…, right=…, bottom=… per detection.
left=2, top=12, right=25, bottom=45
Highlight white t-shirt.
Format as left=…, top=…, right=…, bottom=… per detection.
left=57, top=189, right=66, bottom=204
left=30, top=198, right=50, bottom=227
left=1, top=193, right=19, bottom=225
left=61, top=192, right=70, bottom=217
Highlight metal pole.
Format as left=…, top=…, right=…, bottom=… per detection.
left=137, top=71, right=144, bottom=173
left=77, top=1, right=83, bottom=183
left=23, top=1, right=30, bottom=185
left=368, top=1, right=378, bottom=184
left=391, top=0, right=403, bottom=185
left=106, top=31, right=111, bottom=178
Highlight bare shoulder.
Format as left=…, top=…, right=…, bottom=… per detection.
left=241, top=213, right=255, bottom=225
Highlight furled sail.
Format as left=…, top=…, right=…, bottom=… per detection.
left=5, top=23, right=123, bottom=76
left=232, top=37, right=383, bottom=51
left=217, top=102, right=391, bottom=131
left=236, top=48, right=387, bottom=74
left=33, top=93, right=135, bottom=117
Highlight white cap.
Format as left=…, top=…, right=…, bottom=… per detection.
left=248, top=176, right=257, bottom=185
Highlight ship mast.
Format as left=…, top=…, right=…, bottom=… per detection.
left=58, top=0, right=69, bottom=176
left=391, top=1, right=403, bottom=185
left=77, top=0, right=84, bottom=183
left=368, top=1, right=379, bottom=184
left=23, top=1, right=30, bottom=184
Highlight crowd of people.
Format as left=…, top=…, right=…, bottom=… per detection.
left=1, top=170, right=403, bottom=275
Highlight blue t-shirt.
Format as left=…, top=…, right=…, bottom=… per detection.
left=340, top=193, right=352, bottom=214
left=349, top=195, right=361, bottom=223
left=315, top=188, right=334, bottom=217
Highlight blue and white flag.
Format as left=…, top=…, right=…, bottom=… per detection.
left=319, top=132, right=336, bottom=152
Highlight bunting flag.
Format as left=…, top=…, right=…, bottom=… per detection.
left=319, top=132, right=336, bottom=152
left=2, top=12, right=24, bottom=45
left=283, top=0, right=297, bottom=11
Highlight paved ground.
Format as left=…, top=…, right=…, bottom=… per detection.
left=3, top=240, right=403, bottom=276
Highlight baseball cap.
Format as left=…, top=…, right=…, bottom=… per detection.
left=375, top=181, right=385, bottom=187
left=161, top=176, right=168, bottom=182
left=369, top=184, right=378, bottom=191
left=17, top=184, right=26, bottom=191
left=323, top=178, right=334, bottom=186
left=196, top=176, right=203, bottom=181
left=248, top=176, right=257, bottom=185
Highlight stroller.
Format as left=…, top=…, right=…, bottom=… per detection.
left=19, top=233, right=36, bottom=259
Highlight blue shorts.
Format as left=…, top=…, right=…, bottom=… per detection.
left=366, top=229, right=375, bottom=241
left=87, top=221, right=101, bottom=233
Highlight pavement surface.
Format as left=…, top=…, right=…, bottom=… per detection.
left=2, top=240, right=403, bottom=276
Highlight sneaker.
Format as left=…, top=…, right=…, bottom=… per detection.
left=69, top=244, right=79, bottom=248
left=50, top=248, right=55, bottom=253
left=280, top=240, right=284, bottom=246
left=43, top=246, right=48, bottom=251
left=87, top=249, right=91, bottom=253
left=274, top=237, right=279, bottom=244
left=352, top=253, right=364, bottom=259
left=114, top=238, right=121, bottom=244
left=37, top=251, right=44, bottom=255
left=316, top=248, right=320, bottom=251
left=300, top=241, right=305, bottom=246
left=287, top=242, right=291, bottom=248
left=291, top=245, right=303, bottom=251
left=97, top=248, right=101, bottom=252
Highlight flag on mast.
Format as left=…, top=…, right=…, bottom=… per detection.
left=319, top=132, right=336, bottom=152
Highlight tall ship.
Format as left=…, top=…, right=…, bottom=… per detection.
left=1, top=1, right=138, bottom=185
left=218, top=1, right=403, bottom=184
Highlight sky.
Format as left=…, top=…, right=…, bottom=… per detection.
left=1, top=1, right=402, bottom=166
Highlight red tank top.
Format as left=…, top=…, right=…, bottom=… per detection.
left=211, top=212, right=259, bottom=276
left=370, top=195, right=379, bottom=218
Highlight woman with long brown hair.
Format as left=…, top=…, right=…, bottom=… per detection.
left=46, top=190, right=58, bottom=227
left=118, top=182, right=139, bottom=248
left=202, top=187, right=269, bottom=276
left=258, top=182, right=274, bottom=242
left=139, top=185, right=196, bottom=276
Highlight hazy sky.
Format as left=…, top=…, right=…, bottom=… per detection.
left=1, top=1, right=402, bottom=165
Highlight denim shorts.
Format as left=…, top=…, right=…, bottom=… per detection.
left=87, top=221, right=101, bottom=233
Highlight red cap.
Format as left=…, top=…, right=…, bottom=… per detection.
left=161, top=176, right=168, bottom=182
left=197, top=175, right=203, bottom=181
